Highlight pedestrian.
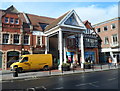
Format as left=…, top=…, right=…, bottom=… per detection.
left=108, top=57, right=112, bottom=66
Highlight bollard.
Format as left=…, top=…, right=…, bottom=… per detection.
left=114, top=63, right=117, bottom=68
left=92, top=64, right=94, bottom=71
left=61, top=66, right=63, bottom=74
left=13, top=66, right=18, bottom=77
left=73, top=66, right=75, bottom=72
left=108, top=64, right=110, bottom=69
left=49, top=68, right=51, bottom=75
left=101, top=64, right=102, bottom=70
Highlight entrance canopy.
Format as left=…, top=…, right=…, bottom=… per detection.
left=44, top=10, right=87, bottom=70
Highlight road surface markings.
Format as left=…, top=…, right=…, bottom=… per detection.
left=108, top=78, right=117, bottom=81
left=54, top=87, right=64, bottom=89
left=88, top=83, right=99, bottom=87
left=76, top=81, right=99, bottom=87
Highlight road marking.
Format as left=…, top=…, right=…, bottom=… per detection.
left=54, top=87, right=64, bottom=89
left=89, top=83, right=99, bottom=87
left=108, top=78, right=116, bottom=81
left=76, top=81, right=99, bottom=87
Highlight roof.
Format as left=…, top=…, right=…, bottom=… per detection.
left=20, top=13, right=56, bottom=31
left=93, top=17, right=120, bottom=27
left=44, top=11, right=70, bottom=31
left=5, top=5, right=19, bottom=14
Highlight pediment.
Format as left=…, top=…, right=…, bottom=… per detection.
left=58, top=10, right=86, bottom=29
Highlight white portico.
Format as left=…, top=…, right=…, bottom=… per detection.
left=44, top=10, right=87, bottom=70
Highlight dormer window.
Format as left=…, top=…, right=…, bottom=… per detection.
left=10, top=18, right=14, bottom=24
left=5, top=17, right=9, bottom=23
left=15, top=18, right=19, bottom=24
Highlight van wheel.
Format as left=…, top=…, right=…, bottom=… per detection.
left=43, top=65, right=49, bottom=71
left=17, top=67, right=23, bottom=73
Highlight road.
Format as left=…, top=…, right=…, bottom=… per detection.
left=1, top=69, right=119, bottom=90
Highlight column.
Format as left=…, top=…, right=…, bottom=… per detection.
left=64, top=38, right=67, bottom=63
left=58, top=30, right=63, bottom=70
left=45, top=36, right=49, bottom=54
left=80, top=33, right=85, bottom=68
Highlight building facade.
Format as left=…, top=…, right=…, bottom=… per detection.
left=0, top=6, right=55, bottom=70
left=94, top=17, right=120, bottom=64
left=0, top=5, right=99, bottom=70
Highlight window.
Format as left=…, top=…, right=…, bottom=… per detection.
left=112, top=34, right=118, bottom=44
left=104, top=37, right=109, bottom=44
left=24, top=35, right=29, bottom=45
left=5, top=17, right=9, bottom=23
left=3, top=34, right=9, bottom=44
left=13, top=34, right=19, bottom=44
left=15, top=18, right=19, bottom=24
left=21, top=57, right=28, bottom=63
left=37, top=36, right=42, bottom=46
left=96, top=28, right=101, bottom=33
left=103, top=26, right=108, bottom=31
left=111, top=23, right=116, bottom=29
left=10, top=18, right=14, bottom=24
left=64, top=14, right=79, bottom=26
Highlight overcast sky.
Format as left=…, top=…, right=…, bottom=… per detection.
left=0, top=1, right=119, bottom=25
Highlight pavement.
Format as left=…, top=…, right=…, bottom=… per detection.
left=0, top=64, right=119, bottom=82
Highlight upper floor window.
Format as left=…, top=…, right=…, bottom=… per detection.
left=103, top=26, right=108, bottom=31
left=24, top=35, right=29, bottom=45
left=37, top=36, right=42, bottom=46
left=13, top=34, right=19, bottom=44
left=5, top=17, right=9, bottom=23
left=112, top=34, right=118, bottom=44
left=111, top=23, right=116, bottom=29
left=104, top=37, right=109, bottom=45
left=3, top=34, right=9, bottom=44
left=96, top=28, right=101, bottom=33
left=10, top=18, right=14, bottom=24
left=15, top=18, right=19, bottom=24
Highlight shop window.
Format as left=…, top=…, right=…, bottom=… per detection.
left=3, top=34, right=9, bottom=44
left=5, top=17, right=9, bottom=23
left=13, top=34, right=19, bottom=44
left=24, top=35, right=29, bottom=45
left=7, top=51, right=19, bottom=68
left=104, top=37, right=109, bottom=44
left=10, top=18, right=14, bottom=24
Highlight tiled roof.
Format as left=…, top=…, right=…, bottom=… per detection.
left=44, top=11, right=70, bottom=31
left=19, top=13, right=56, bottom=31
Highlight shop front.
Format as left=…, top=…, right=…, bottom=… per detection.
left=84, top=51, right=95, bottom=63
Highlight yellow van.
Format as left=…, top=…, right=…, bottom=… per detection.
left=10, top=54, right=53, bottom=72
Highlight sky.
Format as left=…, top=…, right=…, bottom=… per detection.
left=0, top=1, right=119, bottom=25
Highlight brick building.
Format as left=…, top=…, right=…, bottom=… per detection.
left=94, top=17, right=120, bottom=64
left=0, top=6, right=55, bottom=70
left=0, top=5, right=99, bottom=70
